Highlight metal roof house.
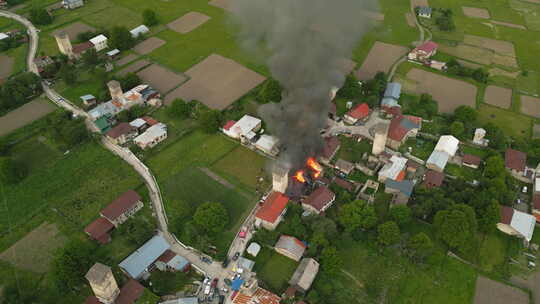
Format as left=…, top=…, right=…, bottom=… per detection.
left=383, top=82, right=401, bottom=100
left=426, top=135, right=459, bottom=172
left=497, top=206, right=536, bottom=244
left=385, top=179, right=414, bottom=204
left=289, top=258, right=319, bottom=292
left=130, top=25, right=150, bottom=38
left=275, top=235, right=306, bottom=261
left=119, top=235, right=171, bottom=279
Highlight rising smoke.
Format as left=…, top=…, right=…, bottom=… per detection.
left=231, top=0, right=379, bottom=170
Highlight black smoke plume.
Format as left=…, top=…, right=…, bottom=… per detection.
left=231, top=0, right=379, bottom=170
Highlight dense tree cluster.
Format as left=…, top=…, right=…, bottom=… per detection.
left=403, top=93, right=438, bottom=119
left=447, top=59, right=489, bottom=83
left=0, top=33, right=24, bottom=52
left=47, top=111, right=90, bottom=148
left=29, top=7, right=53, bottom=25
left=0, top=72, right=42, bottom=115
left=110, top=26, right=136, bottom=51
left=143, top=9, right=159, bottom=26
left=168, top=98, right=193, bottom=119
left=435, top=8, right=455, bottom=31
left=256, top=78, right=283, bottom=104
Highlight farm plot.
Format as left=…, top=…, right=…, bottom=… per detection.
left=406, top=68, right=477, bottom=113
left=211, top=146, right=269, bottom=190
left=167, top=12, right=211, bottom=34
left=116, top=54, right=139, bottom=67
left=136, top=64, right=187, bottom=94
left=411, top=0, right=429, bottom=7
left=355, top=41, right=408, bottom=80
left=509, top=0, right=540, bottom=30
left=534, top=124, right=540, bottom=139
left=439, top=44, right=492, bottom=65
left=209, top=0, right=231, bottom=11
left=51, top=22, right=95, bottom=41
left=0, top=98, right=55, bottom=136
left=116, top=59, right=151, bottom=76
left=484, top=85, right=512, bottom=109
left=0, top=222, right=66, bottom=273
left=463, top=35, right=515, bottom=57
left=491, top=21, right=526, bottom=30
left=474, top=276, right=528, bottom=304
left=133, top=37, right=166, bottom=55
left=406, top=13, right=416, bottom=27
left=462, top=7, right=490, bottom=19
left=165, top=54, right=266, bottom=109
left=0, top=55, right=14, bottom=82
left=520, top=95, right=540, bottom=118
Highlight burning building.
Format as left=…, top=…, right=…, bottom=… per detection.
left=271, top=157, right=325, bottom=201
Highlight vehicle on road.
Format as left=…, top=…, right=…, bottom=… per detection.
left=211, top=278, right=218, bottom=288
left=232, top=252, right=240, bottom=261
left=200, top=256, right=213, bottom=264
left=219, top=295, right=225, bottom=304
left=204, top=285, right=211, bottom=296
left=222, top=258, right=229, bottom=268
left=224, top=278, right=232, bottom=286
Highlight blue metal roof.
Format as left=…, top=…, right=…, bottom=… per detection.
left=168, top=255, right=190, bottom=271
left=231, top=278, right=244, bottom=291
left=381, top=97, right=399, bottom=108
left=383, top=82, right=401, bottom=100
left=119, top=235, right=170, bottom=278
left=385, top=179, right=414, bottom=197
left=400, top=117, right=420, bottom=130
left=80, top=94, right=95, bottom=101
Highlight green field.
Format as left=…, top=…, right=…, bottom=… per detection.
left=253, top=248, right=298, bottom=293
left=477, top=104, right=532, bottom=138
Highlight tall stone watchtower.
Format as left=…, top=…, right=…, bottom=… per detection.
left=372, top=123, right=388, bottom=155
left=85, top=263, right=120, bottom=304
left=272, top=163, right=289, bottom=193
left=107, top=80, right=123, bottom=102
left=54, top=31, right=74, bottom=58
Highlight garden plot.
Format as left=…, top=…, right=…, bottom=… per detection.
left=209, top=0, right=231, bottom=11
left=0, top=55, right=14, bottom=82
left=489, top=68, right=520, bottom=79
left=533, top=124, right=540, bottom=138
left=51, top=22, right=95, bottom=40
left=0, top=222, right=66, bottom=273
left=406, top=68, right=477, bottom=113
left=116, top=59, right=151, bottom=76
left=509, top=0, right=540, bottom=30
left=474, top=276, right=528, bottom=304
left=406, top=13, right=416, bottom=27
left=165, top=54, right=266, bottom=110
left=136, top=64, right=187, bottom=94
left=116, top=54, right=139, bottom=66
left=520, top=95, right=540, bottom=118
left=462, top=7, right=490, bottom=19
left=0, top=98, right=55, bottom=136
left=439, top=44, right=493, bottom=65
left=463, top=35, right=516, bottom=57
left=491, top=21, right=526, bottom=30
left=411, top=0, right=429, bottom=7
left=133, top=37, right=166, bottom=55
left=167, top=12, right=211, bottom=34
left=355, top=42, right=408, bottom=80
left=484, top=86, right=512, bottom=109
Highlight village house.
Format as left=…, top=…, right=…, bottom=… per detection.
left=533, top=193, right=540, bottom=222
left=84, top=217, right=114, bottom=245
left=497, top=206, right=536, bottom=245
left=386, top=115, right=421, bottom=149
left=155, top=250, right=190, bottom=272
left=231, top=280, right=281, bottom=304
left=381, top=82, right=401, bottom=109
left=289, top=258, right=319, bottom=293
left=302, top=186, right=336, bottom=214
left=408, top=41, right=438, bottom=62
left=275, top=235, right=306, bottom=261
left=255, top=134, right=280, bottom=156
left=473, top=128, right=489, bottom=146
left=63, top=0, right=84, bottom=9
left=255, top=191, right=289, bottom=230
left=378, top=155, right=408, bottom=182
left=319, top=136, right=340, bottom=165
left=129, top=118, right=149, bottom=133
left=417, top=6, right=432, bottom=18
left=90, top=34, right=108, bottom=52
left=462, top=154, right=481, bottom=169
left=334, top=177, right=357, bottom=193
left=130, top=25, right=150, bottom=38
left=505, top=148, right=527, bottom=179
left=100, top=190, right=143, bottom=227
left=119, top=234, right=171, bottom=279
left=426, top=135, right=459, bottom=172
left=334, top=158, right=355, bottom=175
left=344, top=103, right=370, bottom=125
left=235, top=257, right=255, bottom=273
left=106, top=49, right=120, bottom=60
left=222, top=115, right=262, bottom=143
left=134, top=123, right=168, bottom=150
left=106, top=122, right=138, bottom=145
left=423, top=170, right=444, bottom=188
left=385, top=179, right=414, bottom=205
left=33, top=56, right=54, bottom=75
left=80, top=94, right=97, bottom=107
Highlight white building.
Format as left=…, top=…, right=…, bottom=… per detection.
left=0, top=33, right=8, bottom=41
left=222, top=115, right=262, bottom=140
left=498, top=206, right=536, bottom=244
left=90, top=34, right=108, bottom=51
left=134, top=123, right=167, bottom=150
left=426, top=135, right=459, bottom=172
left=255, top=135, right=279, bottom=156
left=130, top=25, right=150, bottom=38
left=473, top=128, right=489, bottom=146
left=378, top=155, right=408, bottom=182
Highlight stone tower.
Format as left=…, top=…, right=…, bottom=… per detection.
left=372, top=123, right=388, bottom=155
left=85, top=263, right=120, bottom=304
left=54, top=31, right=74, bottom=58
left=272, top=163, right=289, bottom=193
left=107, top=80, right=123, bottom=102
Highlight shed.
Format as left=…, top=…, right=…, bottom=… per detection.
left=80, top=94, right=97, bottom=106
left=255, top=135, right=280, bottom=156
left=275, top=235, right=306, bottom=261
left=383, top=82, right=401, bottom=100
left=289, top=258, right=319, bottom=292
left=335, top=159, right=354, bottom=175
left=130, top=25, right=150, bottom=38
left=236, top=257, right=255, bottom=272
left=247, top=242, right=261, bottom=257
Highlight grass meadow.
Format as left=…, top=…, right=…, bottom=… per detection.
left=253, top=248, right=299, bottom=293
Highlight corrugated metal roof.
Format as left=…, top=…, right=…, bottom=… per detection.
left=383, top=82, right=401, bottom=100
left=379, top=155, right=408, bottom=180
left=289, top=258, right=319, bottom=291
left=275, top=235, right=306, bottom=259
left=510, top=210, right=536, bottom=242
left=385, top=179, right=414, bottom=196
left=159, top=298, right=199, bottom=304
left=434, top=135, right=459, bottom=156
left=426, top=150, right=450, bottom=171
left=119, top=235, right=170, bottom=278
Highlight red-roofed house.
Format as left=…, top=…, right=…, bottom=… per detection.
left=232, top=286, right=281, bottom=304
left=84, top=217, right=114, bottom=244
left=423, top=170, right=444, bottom=188
left=141, top=116, right=159, bottom=126
left=386, top=115, right=421, bottom=149
left=533, top=193, right=540, bottom=222
left=408, top=41, right=438, bottom=62
left=100, top=190, right=143, bottom=227
left=116, top=279, right=145, bottom=304
left=255, top=191, right=289, bottom=230
left=505, top=148, right=527, bottom=179
left=222, top=120, right=236, bottom=132
left=319, top=136, right=341, bottom=165
left=344, top=103, right=370, bottom=125
left=106, top=122, right=138, bottom=145
left=302, top=186, right=336, bottom=214
left=72, top=41, right=94, bottom=57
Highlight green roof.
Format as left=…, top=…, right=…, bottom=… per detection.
left=95, top=117, right=111, bottom=133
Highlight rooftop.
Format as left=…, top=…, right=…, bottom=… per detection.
left=89, top=34, right=108, bottom=45
left=505, top=148, right=526, bottom=172
left=321, top=136, right=340, bottom=159
left=84, top=217, right=114, bottom=244
left=304, top=186, right=335, bottom=211
left=275, top=235, right=306, bottom=257
left=85, top=262, right=113, bottom=283
left=73, top=41, right=94, bottom=54
left=415, top=41, right=438, bottom=53
left=434, top=135, right=459, bottom=156
left=385, top=179, right=414, bottom=197
left=379, top=155, right=408, bottom=180
left=134, top=123, right=167, bottom=144
left=101, top=190, right=142, bottom=221
left=384, top=82, right=401, bottom=100
left=346, top=103, right=369, bottom=119
left=424, top=170, right=444, bottom=188
left=106, top=122, right=135, bottom=139
left=255, top=191, right=289, bottom=224
left=388, top=115, right=420, bottom=141
left=119, top=235, right=170, bottom=278
left=463, top=154, right=481, bottom=166
left=116, top=279, right=145, bottom=304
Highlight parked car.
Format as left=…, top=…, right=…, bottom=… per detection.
left=211, top=278, right=218, bottom=288
left=224, top=278, right=232, bottom=286
left=219, top=295, right=225, bottom=304
left=232, top=252, right=240, bottom=261
left=200, top=256, right=212, bottom=264
left=222, top=258, right=230, bottom=268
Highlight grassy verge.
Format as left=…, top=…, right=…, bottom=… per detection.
left=253, top=248, right=298, bottom=294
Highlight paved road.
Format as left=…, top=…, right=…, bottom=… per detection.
left=0, top=10, right=39, bottom=75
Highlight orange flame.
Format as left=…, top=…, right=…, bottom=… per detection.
left=294, top=170, right=306, bottom=183
left=307, top=157, right=322, bottom=178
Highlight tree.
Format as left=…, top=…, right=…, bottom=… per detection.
left=434, top=204, right=477, bottom=252
left=476, top=199, right=501, bottom=233
left=484, top=123, right=507, bottom=150
left=320, top=246, right=342, bottom=276
left=193, top=202, right=229, bottom=235
left=419, top=93, right=438, bottom=118
left=117, top=72, right=142, bottom=90
left=377, top=221, right=400, bottom=246
left=450, top=121, right=465, bottom=138
left=76, top=30, right=96, bottom=43
left=363, top=72, right=387, bottom=97
left=339, top=199, right=377, bottom=232
left=0, top=157, right=28, bottom=184
left=143, top=9, right=159, bottom=26
left=256, top=78, right=283, bottom=104
left=29, top=7, right=53, bottom=25
left=454, top=106, right=477, bottom=123
left=337, top=74, right=361, bottom=99
left=116, top=216, right=154, bottom=246
left=59, top=64, right=77, bottom=86
left=2, top=279, right=38, bottom=304
left=472, top=68, right=488, bottom=83
left=484, top=155, right=505, bottom=178
left=110, top=26, right=136, bottom=50
left=51, top=239, right=101, bottom=291
left=199, top=110, right=223, bottom=133
left=168, top=98, right=192, bottom=119
left=82, top=48, right=100, bottom=66
left=407, top=232, right=433, bottom=263
left=389, top=205, right=412, bottom=226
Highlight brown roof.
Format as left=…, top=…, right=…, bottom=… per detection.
left=284, top=286, right=297, bottom=298
left=505, top=148, right=526, bottom=172
left=116, top=279, right=145, bottom=304
left=142, top=116, right=159, bottom=126
left=321, top=136, right=340, bottom=159
left=304, top=186, right=335, bottom=211
left=157, top=249, right=176, bottom=263
left=533, top=194, right=540, bottom=210
left=500, top=206, right=514, bottom=225
left=84, top=217, right=114, bottom=244
left=73, top=41, right=94, bottom=54
left=106, top=123, right=136, bottom=139
left=334, top=177, right=354, bottom=191
left=406, top=159, right=419, bottom=169
left=100, top=190, right=142, bottom=221
left=463, top=154, right=481, bottom=166
left=424, top=170, right=444, bottom=188
left=85, top=296, right=102, bottom=304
